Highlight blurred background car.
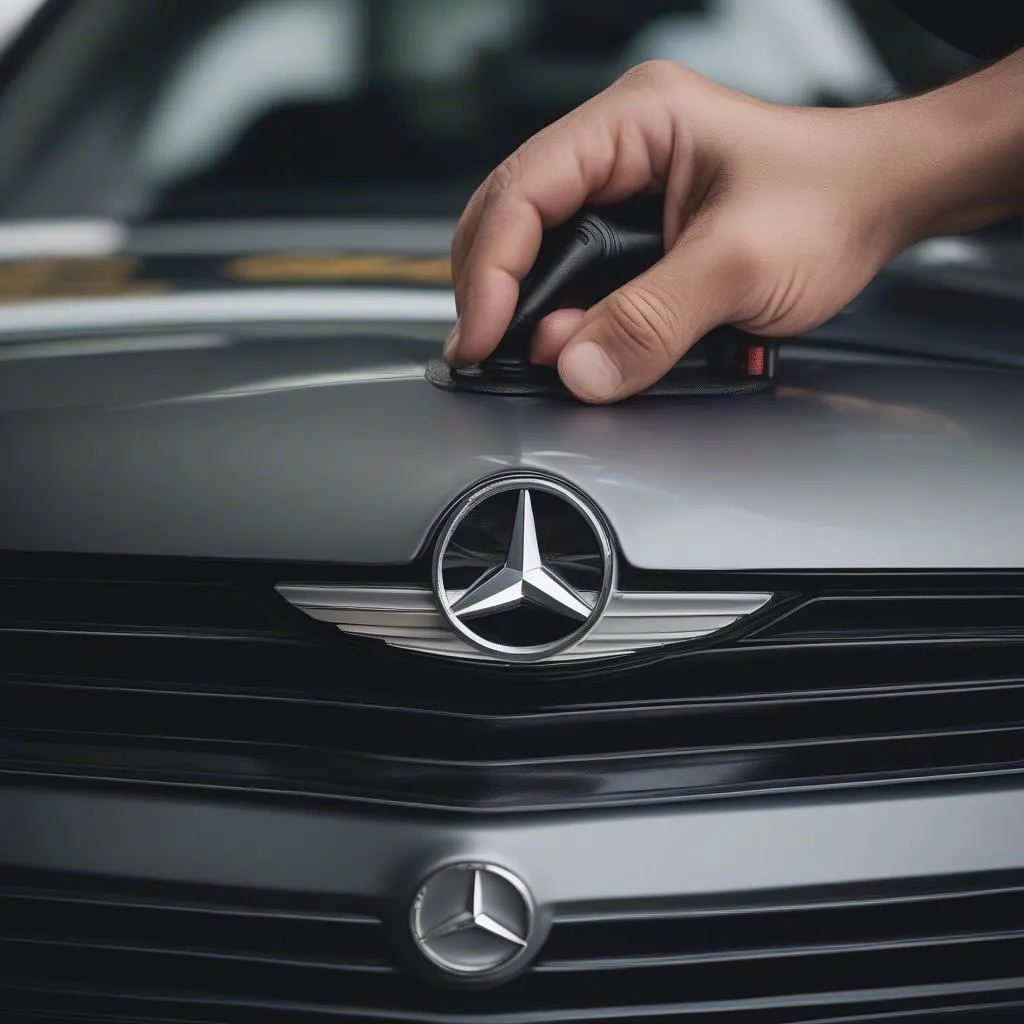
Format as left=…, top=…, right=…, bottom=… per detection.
left=0, top=0, right=989, bottom=229
left=0, top=0, right=36, bottom=48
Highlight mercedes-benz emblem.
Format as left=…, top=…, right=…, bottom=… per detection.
left=410, top=863, right=535, bottom=977
left=432, top=475, right=615, bottom=662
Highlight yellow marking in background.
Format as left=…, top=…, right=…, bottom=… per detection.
left=225, top=253, right=453, bottom=285
left=0, top=257, right=170, bottom=303
left=0, top=252, right=453, bottom=303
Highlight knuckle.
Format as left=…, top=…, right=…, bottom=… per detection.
left=604, top=283, right=683, bottom=363
left=488, top=148, right=525, bottom=197
left=619, top=59, right=684, bottom=91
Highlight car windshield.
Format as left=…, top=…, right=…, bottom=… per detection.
left=0, top=0, right=973, bottom=223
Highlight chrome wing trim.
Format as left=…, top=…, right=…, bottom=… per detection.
left=276, top=585, right=772, bottom=663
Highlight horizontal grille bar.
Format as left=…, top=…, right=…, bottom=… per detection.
left=1, top=721, right=1023, bottom=810
left=751, top=593, right=1024, bottom=642
left=4, top=1006, right=1024, bottom=1024
left=0, top=579, right=290, bottom=634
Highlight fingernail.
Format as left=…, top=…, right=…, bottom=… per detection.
left=443, top=320, right=461, bottom=363
left=560, top=342, right=622, bottom=402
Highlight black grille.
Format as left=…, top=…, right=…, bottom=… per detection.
left=4, top=563, right=1024, bottom=1019
left=1, top=566, right=1024, bottom=809
left=1, top=868, right=1024, bottom=1021
left=750, top=592, right=1024, bottom=642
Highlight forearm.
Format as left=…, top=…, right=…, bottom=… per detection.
left=881, top=48, right=1024, bottom=240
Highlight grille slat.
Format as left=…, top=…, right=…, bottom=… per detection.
left=1, top=720, right=1024, bottom=809
left=753, top=594, right=1024, bottom=643
left=536, top=929, right=1024, bottom=972
left=0, top=935, right=396, bottom=974
left=7, top=1006, right=1024, bottom=1024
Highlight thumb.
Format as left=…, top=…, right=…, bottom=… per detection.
left=557, top=234, right=744, bottom=403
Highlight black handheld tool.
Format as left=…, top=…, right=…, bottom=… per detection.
left=427, top=194, right=776, bottom=398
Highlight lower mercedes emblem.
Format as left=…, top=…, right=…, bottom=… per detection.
left=410, top=862, right=535, bottom=978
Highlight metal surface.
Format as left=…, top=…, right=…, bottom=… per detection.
left=2, top=783, right=1024, bottom=905
left=410, top=863, right=536, bottom=980
left=431, top=476, right=615, bottom=662
left=0, top=289, right=455, bottom=335
left=3, top=319, right=1024, bottom=570
left=276, top=584, right=772, bottom=662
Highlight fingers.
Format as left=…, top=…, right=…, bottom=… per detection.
left=447, top=62, right=685, bottom=366
left=448, top=181, right=547, bottom=366
left=556, top=230, right=749, bottom=402
left=449, top=181, right=489, bottom=319
left=531, top=308, right=585, bottom=366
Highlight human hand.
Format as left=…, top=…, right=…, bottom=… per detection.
left=444, top=59, right=982, bottom=402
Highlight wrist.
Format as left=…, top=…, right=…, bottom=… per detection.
left=869, top=50, right=1024, bottom=245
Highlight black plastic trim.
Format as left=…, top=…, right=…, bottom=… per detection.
left=3, top=564, right=1024, bottom=810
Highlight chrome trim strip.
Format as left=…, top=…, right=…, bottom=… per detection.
left=0, top=218, right=125, bottom=258
left=0, top=288, right=456, bottom=338
left=276, top=584, right=772, bottom=663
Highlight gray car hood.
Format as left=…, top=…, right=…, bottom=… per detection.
left=3, top=324, right=1024, bottom=571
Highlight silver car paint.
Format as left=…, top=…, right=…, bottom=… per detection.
left=3, top=320, right=1024, bottom=570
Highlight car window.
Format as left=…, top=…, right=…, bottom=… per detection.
left=627, top=0, right=892, bottom=104
left=0, top=0, right=970, bottom=221
left=139, top=0, right=365, bottom=188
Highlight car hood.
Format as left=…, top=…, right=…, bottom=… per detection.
left=4, top=319, right=1024, bottom=572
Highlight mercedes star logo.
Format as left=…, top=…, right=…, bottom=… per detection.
left=432, top=475, right=615, bottom=661
left=411, top=863, right=535, bottom=978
